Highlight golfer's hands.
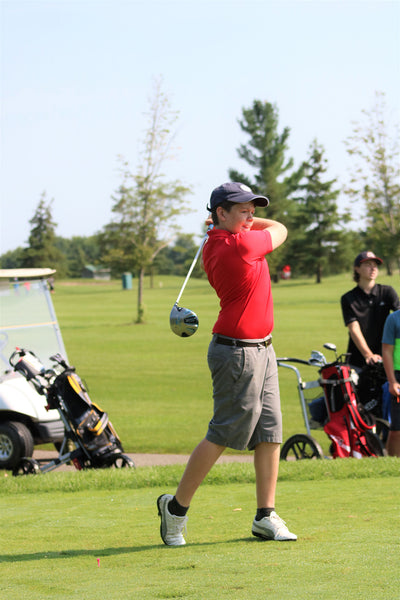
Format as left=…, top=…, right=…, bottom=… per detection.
left=388, top=381, right=400, bottom=399
left=205, top=216, right=213, bottom=227
left=365, top=354, right=382, bottom=366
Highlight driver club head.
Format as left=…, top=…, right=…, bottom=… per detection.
left=170, top=303, right=199, bottom=337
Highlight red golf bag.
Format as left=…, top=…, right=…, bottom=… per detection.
left=319, top=361, right=382, bottom=458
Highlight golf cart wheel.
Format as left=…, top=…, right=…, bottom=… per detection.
left=280, top=434, right=324, bottom=460
left=12, top=457, right=40, bottom=476
left=112, top=454, right=135, bottom=468
left=17, top=422, right=34, bottom=458
left=364, top=430, right=386, bottom=457
left=0, top=421, right=34, bottom=470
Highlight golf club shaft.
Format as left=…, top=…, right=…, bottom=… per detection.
left=175, top=230, right=210, bottom=305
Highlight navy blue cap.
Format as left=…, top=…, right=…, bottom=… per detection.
left=208, top=182, right=269, bottom=210
left=354, top=251, right=383, bottom=267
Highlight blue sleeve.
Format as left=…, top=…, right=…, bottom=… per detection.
left=382, top=312, right=396, bottom=344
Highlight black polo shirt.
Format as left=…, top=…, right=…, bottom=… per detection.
left=340, top=284, right=400, bottom=368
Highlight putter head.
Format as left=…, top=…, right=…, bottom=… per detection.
left=170, top=304, right=199, bottom=337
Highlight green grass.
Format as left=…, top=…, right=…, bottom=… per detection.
left=44, top=272, right=397, bottom=455
left=1, top=275, right=399, bottom=598
left=1, top=459, right=399, bottom=599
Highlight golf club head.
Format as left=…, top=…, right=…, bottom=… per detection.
left=170, top=303, right=199, bottom=337
left=308, top=350, right=327, bottom=367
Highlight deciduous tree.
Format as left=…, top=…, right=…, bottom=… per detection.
left=100, top=78, right=192, bottom=323
left=344, top=91, right=400, bottom=274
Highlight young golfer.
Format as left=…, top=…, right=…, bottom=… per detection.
left=340, top=251, right=400, bottom=370
left=382, top=310, right=400, bottom=457
left=157, top=182, right=297, bottom=545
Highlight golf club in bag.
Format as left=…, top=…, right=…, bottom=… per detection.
left=9, top=348, right=134, bottom=475
left=170, top=227, right=211, bottom=337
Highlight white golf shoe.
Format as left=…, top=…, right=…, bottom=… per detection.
left=252, top=511, right=297, bottom=541
left=157, top=494, right=188, bottom=546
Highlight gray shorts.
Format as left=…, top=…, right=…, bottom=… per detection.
left=205, top=335, right=282, bottom=451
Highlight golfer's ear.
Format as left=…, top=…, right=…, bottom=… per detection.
left=215, top=206, right=225, bottom=222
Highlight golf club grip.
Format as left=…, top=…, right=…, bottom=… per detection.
left=175, top=232, right=209, bottom=305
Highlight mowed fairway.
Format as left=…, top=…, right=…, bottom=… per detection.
left=1, top=274, right=399, bottom=599
left=48, top=272, right=396, bottom=454
left=1, top=459, right=399, bottom=600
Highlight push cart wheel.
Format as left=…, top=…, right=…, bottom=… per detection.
left=374, top=418, right=390, bottom=445
left=112, top=454, right=135, bottom=468
left=12, top=457, right=40, bottom=476
left=364, top=430, right=386, bottom=457
left=280, top=434, right=324, bottom=460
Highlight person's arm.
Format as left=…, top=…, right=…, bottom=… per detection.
left=250, top=217, right=288, bottom=250
left=347, top=320, right=382, bottom=365
left=204, top=215, right=287, bottom=249
left=382, top=343, right=400, bottom=397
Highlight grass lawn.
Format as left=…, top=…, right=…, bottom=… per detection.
left=1, top=273, right=399, bottom=598
left=45, top=272, right=398, bottom=456
left=1, top=459, right=399, bottom=599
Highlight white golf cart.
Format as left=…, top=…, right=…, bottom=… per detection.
left=0, top=269, right=66, bottom=469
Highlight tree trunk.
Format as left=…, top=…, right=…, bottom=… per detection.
left=136, top=267, right=145, bottom=323
left=316, top=263, right=322, bottom=284
left=385, top=261, right=393, bottom=276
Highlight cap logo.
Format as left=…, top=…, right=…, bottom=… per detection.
left=239, top=184, right=252, bottom=192
left=366, top=252, right=375, bottom=258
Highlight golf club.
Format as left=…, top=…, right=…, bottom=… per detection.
left=170, top=228, right=211, bottom=337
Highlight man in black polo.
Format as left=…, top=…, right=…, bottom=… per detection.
left=341, top=251, right=400, bottom=370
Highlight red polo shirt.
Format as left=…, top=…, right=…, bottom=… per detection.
left=202, top=228, right=274, bottom=339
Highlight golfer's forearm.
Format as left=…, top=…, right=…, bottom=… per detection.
left=382, top=344, right=396, bottom=384
left=251, top=217, right=284, bottom=230
left=383, top=345, right=400, bottom=396
left=348, top=322, right=375, bottom=359
left=251, top=218, right=287, bottom=249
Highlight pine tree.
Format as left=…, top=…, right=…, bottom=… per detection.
left=289, top=140, right=345, bottom=282
left=229, top=100, right=303, bottom=278
left=22, top=192, right=66, bottom=274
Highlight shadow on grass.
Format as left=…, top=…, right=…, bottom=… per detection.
left=0, top=538, right=260, bottom=563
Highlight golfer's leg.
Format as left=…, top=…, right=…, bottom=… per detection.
left=387, top=430, right=400, bottom=457
left=254, top=441, right=280, bottom=508
left=175, top=438, right=225, bottom=507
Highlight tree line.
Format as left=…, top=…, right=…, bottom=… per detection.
left=1, top=82, right=399, bottom=321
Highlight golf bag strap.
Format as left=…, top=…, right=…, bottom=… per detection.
left=319, top=377, right=353, bottom=385
left=87, top=412, right=109, bottom=435
left=347, top=401, right=375, bottom=431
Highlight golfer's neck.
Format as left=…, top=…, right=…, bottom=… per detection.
left=358, top=278, right=376, bottom=294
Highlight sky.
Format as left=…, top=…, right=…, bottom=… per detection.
left=1, top=0, right=399, bottom=254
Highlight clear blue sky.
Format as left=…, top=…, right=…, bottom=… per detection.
left=1, top=0, right=399, bottom=253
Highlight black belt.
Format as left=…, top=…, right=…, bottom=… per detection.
left=215, top=336, right=272, bottom=348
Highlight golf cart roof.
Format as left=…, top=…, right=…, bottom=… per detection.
left=0, top=269, right=56, bottom=280
left=0, top=267, right=66, bottom=370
